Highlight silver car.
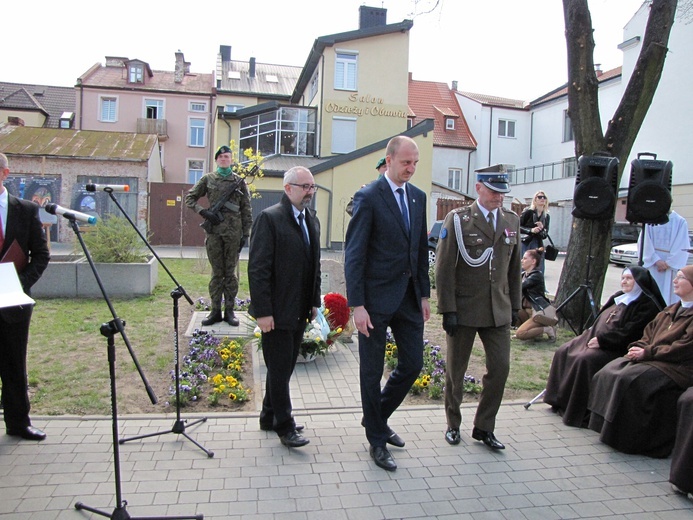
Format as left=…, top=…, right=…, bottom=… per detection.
left=610, top=232, right=693, bottom=267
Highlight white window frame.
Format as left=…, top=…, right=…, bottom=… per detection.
left=144, top=98, right=165, bottom=119
left=448, top=168, right=462, bottom=191
left=309, top=70, right=319, bottom=102
left=331, top=117, right=357, bottom=154
left=498, top=118, right=516, bottom=138
left=100, top=96, right=118, bottom=123
left=335, top=51, right=358, bottom=91
left=225, top=104, right=244, bottom=113
left=189, top=117, right=206, bottom=148
left=189, top=101, right=207, bottom=113
left=129, top=64, right=144, bottom=83
left=446, top=118, right=455, bottom=130
left=187, top=159, right=205, bottom=184
left=563, top=110, right=574, bottom=142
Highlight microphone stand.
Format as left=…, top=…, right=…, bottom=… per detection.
left=68, top=218, right=201, bottom=520
left=98, top=188, right=213, bottom=458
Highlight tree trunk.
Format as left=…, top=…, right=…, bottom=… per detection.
left=556, top=0, right=677, bottom=330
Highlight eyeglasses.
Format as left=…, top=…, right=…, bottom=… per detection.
left=536, top=195, right=547, bottom=199
left=675, top=274, right=690, bottom=282
left=289, top=183, right=318, bottom=192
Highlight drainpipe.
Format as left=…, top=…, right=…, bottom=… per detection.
left=78, top=80, right=84, bottom=129
left=316, top=183, right=332, bottom=249
left=488, top=106, right=493, bottom=166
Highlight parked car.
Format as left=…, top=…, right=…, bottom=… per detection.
left=611, top=222, right=640, bottom=248
left=610, top=232, right=693, bottom=267
left=427, top=220, right=443, bottom=264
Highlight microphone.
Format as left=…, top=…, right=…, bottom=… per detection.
left=85, top=184, right=130, bottom=192
left=44, top=203, right=97, bottom=225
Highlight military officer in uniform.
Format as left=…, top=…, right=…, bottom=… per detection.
left=435, top=167, right=521, bottom=450
left=185, top=145, right=253, bottom=326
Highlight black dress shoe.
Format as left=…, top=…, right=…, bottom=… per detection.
left=369, top=445, right=397, bottom=471
left=201, top=311, right=222, bottom=326
left=6, top=426, right=46, bottom=441
left=472, top=427, right=505, bottom=450
left=261, top=423, right=304, bottom=432
left=223, top=311, right=240, bottom=326
left=279, top=430, right=310, bottom=447
left=445, top=427, right=461, bottom=445
left=386, top=430, right=405, bottom=448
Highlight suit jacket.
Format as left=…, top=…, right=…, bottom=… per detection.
left=247, top=194, right=321, bottom=330
left=436, top=201, right=521, bottom=328
left=344, top=175, right=430, bottom=315
left=0, top=194, right=50, bottom=323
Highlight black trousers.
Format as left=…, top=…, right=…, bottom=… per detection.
left=259, top=327, right=303, bottom=437
left=0, top=309, right=33, bottom=430
left=359, top=282, right=424, bottom=447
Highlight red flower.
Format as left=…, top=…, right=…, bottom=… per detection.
left=323, top=292, right=350, bottom=330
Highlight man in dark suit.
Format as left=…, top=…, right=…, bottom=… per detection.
left=0, top=152, right=50, bottom=441
left=435, top=168, right=521, bottom=450
left=345, top=136, right=431, bottom=471
left=248, top=166, right=321, bottom=448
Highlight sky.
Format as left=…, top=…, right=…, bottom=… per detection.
left=3, top=0, right=646, bottom=101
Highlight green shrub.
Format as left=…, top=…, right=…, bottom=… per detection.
left=77, top=215, right=148, bottom=263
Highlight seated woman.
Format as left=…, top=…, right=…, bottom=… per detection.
left=515, top=248, right=556, bottom=341
left=543, top=266, right=664, bottom=427
left=588, top=266, right=693, bottom=457
left=671, top=387, right=693, bottom=496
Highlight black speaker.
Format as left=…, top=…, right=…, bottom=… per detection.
left=626, top=152, right=672, bottom=225
left=572, top=154, right=619, bottom=220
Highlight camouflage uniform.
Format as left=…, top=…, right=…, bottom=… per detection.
left=185, top=171, right=252, bottom=314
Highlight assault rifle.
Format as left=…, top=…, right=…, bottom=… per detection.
left=200, top=165, right=257, bottom=233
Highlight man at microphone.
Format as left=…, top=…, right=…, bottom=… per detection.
left=0, top=153, right=50, bottom=441
left=185, top=146, right=252, bottom=326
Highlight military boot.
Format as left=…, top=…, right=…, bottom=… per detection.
left=201, top=310, right=223, bottom=326
left=223, top=309, right=240, bottom=326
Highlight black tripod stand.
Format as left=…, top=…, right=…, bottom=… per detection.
left=67, top=219, right=201, bottom=519
left=96, top=187, right=213, bottom=457
left=524, top=220, right=600, bottom=410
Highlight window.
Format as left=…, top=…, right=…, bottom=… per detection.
left=189, top=118, right=206, bottom=147
left=190, top=101, right=207, bottom=112
left=239, top=107, right=316, bottom=158
left=498, top=119, right=516, bottom=138
left=335, top=52, right=357, bottom=90
left=100, top=97, right=117, bottom=122
left=448, top=168, right=462, bottom=191
left=445, top=118, right=455, bottom=130
left=145, top=99, right=164, bottom=119
left=563, top=110, right=574, bottom=142
left=129, top=64, right=144, bottom=84
left=309, top=71, right=319, bottom=102
left=188, top=160, right=204, bottom=184
left=331, top=117, right=357, bottom=154
left=59, top=112, right=74, bottom=129
left=563, top=157, right=577, bottom=178
left=225, top=104, right=244, bottom=113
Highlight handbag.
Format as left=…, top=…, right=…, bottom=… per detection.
left=532, top=304, right=558, bottom=326
left=544, top=234, right=559, bottom=261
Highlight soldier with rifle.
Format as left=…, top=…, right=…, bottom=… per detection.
left=185, top=145, right=253, bottom=326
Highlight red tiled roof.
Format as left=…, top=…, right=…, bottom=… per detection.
left=79, top=63, right=213, bottom=94
left=408, top=78, right=476, bottom=149
left=456, top=91, right=528, bottom=109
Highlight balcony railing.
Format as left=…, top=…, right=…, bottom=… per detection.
left=137, top=118, right=168, bottom=140
left=512, top=158, right=577, bottom=185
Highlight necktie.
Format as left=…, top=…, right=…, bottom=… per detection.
left=0, top=211, right=4, bottom=252
left=396, top=188, right=410, bottom=234
left=487, top=211, right=495, bottom=233
left=298, top=213, right=310, bottom=249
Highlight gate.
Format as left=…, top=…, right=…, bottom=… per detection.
left=149, top=183, right=207, bottom=246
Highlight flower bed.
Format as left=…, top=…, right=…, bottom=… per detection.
left=173, top=330, right=251, bottom=406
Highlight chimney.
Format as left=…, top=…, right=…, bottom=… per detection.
left=249, top=57, right=256, bottom=79
left=595, top=63, right=603, bottom=76
left=174, top=51, right=186, bottom=83
left=220, top=45, right=231, bottom=63
left=452, top=80, right=458, bottom=91
left=359, top=5, right=387, bottom=29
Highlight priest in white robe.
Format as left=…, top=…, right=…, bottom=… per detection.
left=638, top=210, right=690, bottom=305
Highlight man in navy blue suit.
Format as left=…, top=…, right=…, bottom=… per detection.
left=344, top=136, right=431, bottom=471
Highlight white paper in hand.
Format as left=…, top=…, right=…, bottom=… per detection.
left=0, top=262, right=35, bottom=309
